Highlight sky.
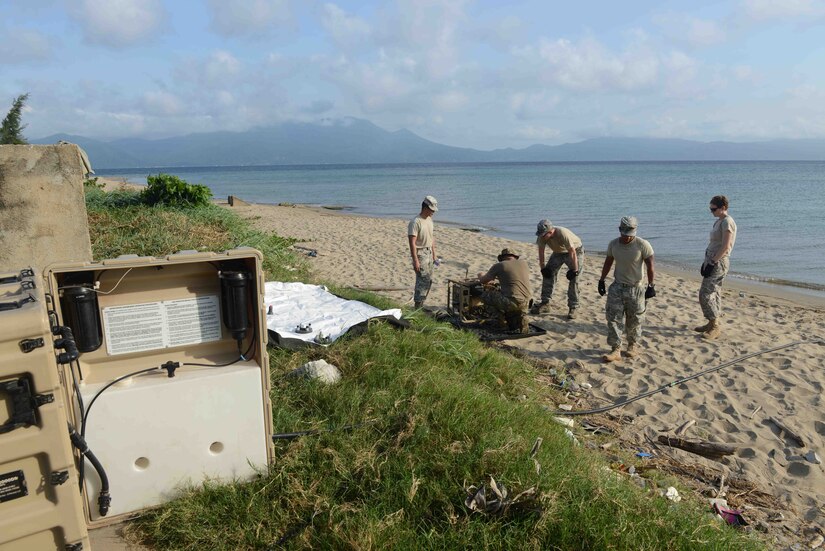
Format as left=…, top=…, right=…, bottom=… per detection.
left=3, top=0, right=825, bottom=150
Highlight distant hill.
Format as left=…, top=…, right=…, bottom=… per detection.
left=32, top=118, right=825, bottom=169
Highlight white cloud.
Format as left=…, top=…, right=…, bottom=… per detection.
left=509, top=91, right=561, bottom=120
left=70, top=0, right=166, bottom=48
left=432, top=90, right=468, bottom=111
left=0, top=27, right=52, bottom=63
left=740, top=0, right=825, bottom=21
left=321, top=4, right=371, bottom=49
left=141, top=90, right=184, bottom=116
left=523, top=35, right=660, bottom=92
left=207, top=0, right=292, bottom=37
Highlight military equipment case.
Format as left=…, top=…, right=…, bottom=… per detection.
left=0, top=248, right=273, bottom=550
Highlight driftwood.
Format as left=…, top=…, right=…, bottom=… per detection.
left=657, top=435, right=739, bottom=460
left=767, top=416, right=806, bottom=447
left=674, top=419, right=696, bottom=436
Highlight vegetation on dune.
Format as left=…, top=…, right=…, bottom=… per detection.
left=85, top=185, right=764, bottom=550
left=0, top=93, right=29, bottom=145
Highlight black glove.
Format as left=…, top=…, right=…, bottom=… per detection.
left=598, top=279, right=606, bottom=296
left=645, top=284, right=656, bottom=299
left=566, top=269, right=578, bottom=281
left=540, top=263, right=554, bottom=278
left=700, top=262, right=716, bottom=278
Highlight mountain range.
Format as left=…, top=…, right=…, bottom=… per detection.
left=32, top=118, right=825, bottom=169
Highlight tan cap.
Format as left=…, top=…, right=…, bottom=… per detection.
left=423, top=195, right=438, bottom=212
left=619, top=216, right=638, bottom=236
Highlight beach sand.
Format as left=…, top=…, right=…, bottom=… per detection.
left=237, top=202, right=825, bottom=543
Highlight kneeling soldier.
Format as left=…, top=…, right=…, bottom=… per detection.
left=477, top=248, right=532, bottom=334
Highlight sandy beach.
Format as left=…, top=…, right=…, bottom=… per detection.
left=233, top=201, right=825, bottom=542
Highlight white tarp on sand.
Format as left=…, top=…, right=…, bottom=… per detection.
left=265, top=281, right=403, bottom=346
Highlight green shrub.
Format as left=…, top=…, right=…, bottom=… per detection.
left=141, top=173, right=212, bottom=207
left=83, top=177, right=104, bottom=189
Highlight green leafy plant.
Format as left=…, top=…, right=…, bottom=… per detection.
left=141, top=173, right=212, bottom=207
left=0, top=93, right=29, bottom=145
left=83, top=177, right=104, bottom=189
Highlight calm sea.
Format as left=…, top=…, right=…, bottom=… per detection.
left=101, top=162, right=825, bottom=290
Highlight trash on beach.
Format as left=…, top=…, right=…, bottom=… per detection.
left=636, top=451, right=653, bottom=459
left=553, top=416, right=574, bottom=428
left=712, top=502, right=748, bottom=527
left=663, top=487, right=681, bottom=503
left=558, top=404, right=573, bottom=411
left=804, top=451, right=822, bottom=465
left=564, top=428, right=580, bottom=446
left=463, top=476, right=541, bottom=517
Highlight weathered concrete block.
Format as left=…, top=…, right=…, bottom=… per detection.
left=0, top=144, right=93, bottom=271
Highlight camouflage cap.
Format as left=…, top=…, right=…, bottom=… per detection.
left=423, top=195, right=438, bottom=212
left=535, top=219, right=554, bottom=236
left=619, top=216, right=638, bottom=236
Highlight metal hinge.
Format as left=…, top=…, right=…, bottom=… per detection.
left=49, top=470, right=70, bottom=486
left=19, top=338, right=45, bottom=353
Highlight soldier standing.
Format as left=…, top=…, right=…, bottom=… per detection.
left=531, top=219, right=584, bottom=319
left=407, top=195, right=438, bottom=308
left=695, top=195, right=737, bottom=340
left=597, top=216, right=656, bottom=362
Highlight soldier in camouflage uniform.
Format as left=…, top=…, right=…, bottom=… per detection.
left=597, top=216, right=656, bottom=362
left=477, top=248, right=532, bottom=334
left=408, top=196, right=439, bottom=308
left=695, top=195, right=737, bottom=340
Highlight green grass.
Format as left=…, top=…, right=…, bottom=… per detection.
left=85, top=188, right=765, bottom=550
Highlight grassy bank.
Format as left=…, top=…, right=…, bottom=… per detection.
left=86, top=188, right=764, bottom=550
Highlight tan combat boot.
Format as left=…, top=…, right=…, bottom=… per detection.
left=625, top=342, right=639, bottom=358
left=530, top=301, right=551, bottom=315
left=567, top=308, right=577, bottom=320
left=602, top=347, right=622, bottom=363
left=694, top=320, right=713, bottom=332
left=703, top=319, right=721, bottom=340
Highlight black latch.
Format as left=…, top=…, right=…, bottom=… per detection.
left=49, top=470, right=69, bottom=486
left=0, top=293, right=35, bottom=312
left=65, top=544, right=83, bottom=551
left=20, top=279, right=36, bottom=290
left=34, top=393, right=54, bottom=407
left=0, top=378, right=52, bottom=434
left=19, top=338, right=45, bottom=353
left=0, top=268, right=34, bottom=285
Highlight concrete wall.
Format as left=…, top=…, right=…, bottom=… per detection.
left=0, top=144, right=93, bottom=272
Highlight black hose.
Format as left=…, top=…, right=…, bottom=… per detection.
left=552, top=339, right=824, bottom=416
left=69, top=424, right=111, bottom=516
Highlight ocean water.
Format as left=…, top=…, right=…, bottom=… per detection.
left=101, top=162, right=825, bottom=289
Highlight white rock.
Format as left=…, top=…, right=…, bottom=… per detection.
left=558, top=404, right=573, bottom=411
left=553, top=416, right=574, bottom=428
left=665, top=486, right=681, bottom=502
left=291, top=359, right=341, bottom=384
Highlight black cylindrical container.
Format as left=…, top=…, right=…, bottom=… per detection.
left=61, top=285, right=102, bottom=352
left=219, top=271, right=250, bottom=342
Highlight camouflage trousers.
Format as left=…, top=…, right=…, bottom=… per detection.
left=414, top=247, right=434, bottom=305
left=481, top=289, right=526, bottom=315
left=540, top=247, right=584, bottom=309
left=605, top=282, right=646, bottom=348
left=699, top=257, right=729, bottom=320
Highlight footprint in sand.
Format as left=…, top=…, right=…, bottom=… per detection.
left=787, top=462, right=811, bottom=477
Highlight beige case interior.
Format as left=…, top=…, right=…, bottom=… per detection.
left=45, top=248, right=274, bottom=528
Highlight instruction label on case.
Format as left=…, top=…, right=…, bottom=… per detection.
left=103, top=296, right=222, bottom=355
left=0, top=470, right=27, bottom=503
